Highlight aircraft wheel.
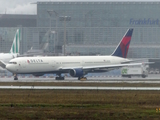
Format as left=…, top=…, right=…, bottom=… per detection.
left=14, top=74, right=18, bottom=80
left=128, top=75, right=131, bottom=78
left=79, top=77, right=87, bottom=81
left=55, top=77, right=65, bottom=80
left=14, top=77, right=18, bottom=80
left=142, top=75, right=146, bottom=78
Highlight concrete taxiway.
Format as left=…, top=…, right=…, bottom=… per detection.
left=0, top=77, right=160, bottom=83
left=0, top=74, right=159, bottom=85
left=0, top=86, right=160, bottom=90
left=0, top=74, right=159, bottom=90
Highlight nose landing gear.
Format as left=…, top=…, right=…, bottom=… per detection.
left=14, top=74, right=18, bottom=80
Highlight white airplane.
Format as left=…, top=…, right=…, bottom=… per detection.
left=0, top=28, right=151, bottom=80
left=0, top=29, right=20, bottom=63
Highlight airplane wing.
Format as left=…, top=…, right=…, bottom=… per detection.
left=59, top=62, right=154, bottom=71
left=0, top=60, right=6, bottom=68
left=83, top=62, right=153, bottom=70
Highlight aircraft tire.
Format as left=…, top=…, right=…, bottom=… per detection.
left=142, top=75, right=146, bottom=78
left=79, top=77, right=87, bottom=81
left=55, top=77, right=64, bottom=80
left=14, top=77, right=18, bottom=80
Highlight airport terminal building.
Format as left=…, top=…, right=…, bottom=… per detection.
left=1, top=1, right=160, bottom=58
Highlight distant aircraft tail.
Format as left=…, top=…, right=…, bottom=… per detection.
left=111, top=28, right=133, bottom=58
left=10, top=29, right=20, bottom=54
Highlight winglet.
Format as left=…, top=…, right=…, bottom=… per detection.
left=10, top=29, right=20, bottom=54
left=111, top=28, right=133, bottom=58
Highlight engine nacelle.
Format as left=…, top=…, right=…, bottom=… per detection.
left=69, top=68, right=83, bottom=77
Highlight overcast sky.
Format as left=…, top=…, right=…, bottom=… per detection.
left=1, top=0, right=160, bottom=14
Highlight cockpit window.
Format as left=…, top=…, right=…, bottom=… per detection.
left=9, top=62, right=17, bottom=64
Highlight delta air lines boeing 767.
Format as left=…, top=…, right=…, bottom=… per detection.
left=0, top=28, right=150, bottom=80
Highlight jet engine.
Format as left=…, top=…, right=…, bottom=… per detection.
left=69, top=68, right=83, bottom=77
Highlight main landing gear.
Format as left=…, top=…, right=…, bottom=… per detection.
left=55, top=73, right=65, bottom=80
left=78, top=77, right=87, bottom=81
left=14, top=74, right=18, bottom=80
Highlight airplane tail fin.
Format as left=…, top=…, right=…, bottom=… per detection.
left=10, top=29, right=20, bottom=54
left=111, top=28, right=133, bottom=58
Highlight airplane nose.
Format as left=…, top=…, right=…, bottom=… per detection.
left=6, top=64, right=10, bottom=70
left=6, top=64, right=14, bottom=72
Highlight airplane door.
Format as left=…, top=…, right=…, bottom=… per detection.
left=50, top=60, right=56, bottom=68
left=15, top=61, right=21, bottom=72
left=82, top=60, right=84, bottom=67
left=20, top=60, right=26, bottom=68
left=18, top=61, right=21, bottom=69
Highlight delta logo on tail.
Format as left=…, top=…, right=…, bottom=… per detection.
left=111, top=28, right=133, bottom=58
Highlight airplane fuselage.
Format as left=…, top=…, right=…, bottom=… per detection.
left=6, top=56, right=129, bottom=74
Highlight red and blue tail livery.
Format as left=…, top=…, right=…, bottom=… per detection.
left=111, top=28, right=133, bottom=58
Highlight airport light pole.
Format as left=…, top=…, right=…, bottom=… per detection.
left=59, top=16, right=71, bottom=56
left=47, top=10, right=59, bottom=54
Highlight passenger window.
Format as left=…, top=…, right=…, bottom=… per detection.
left=9, top=62, right=17, bottom=64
